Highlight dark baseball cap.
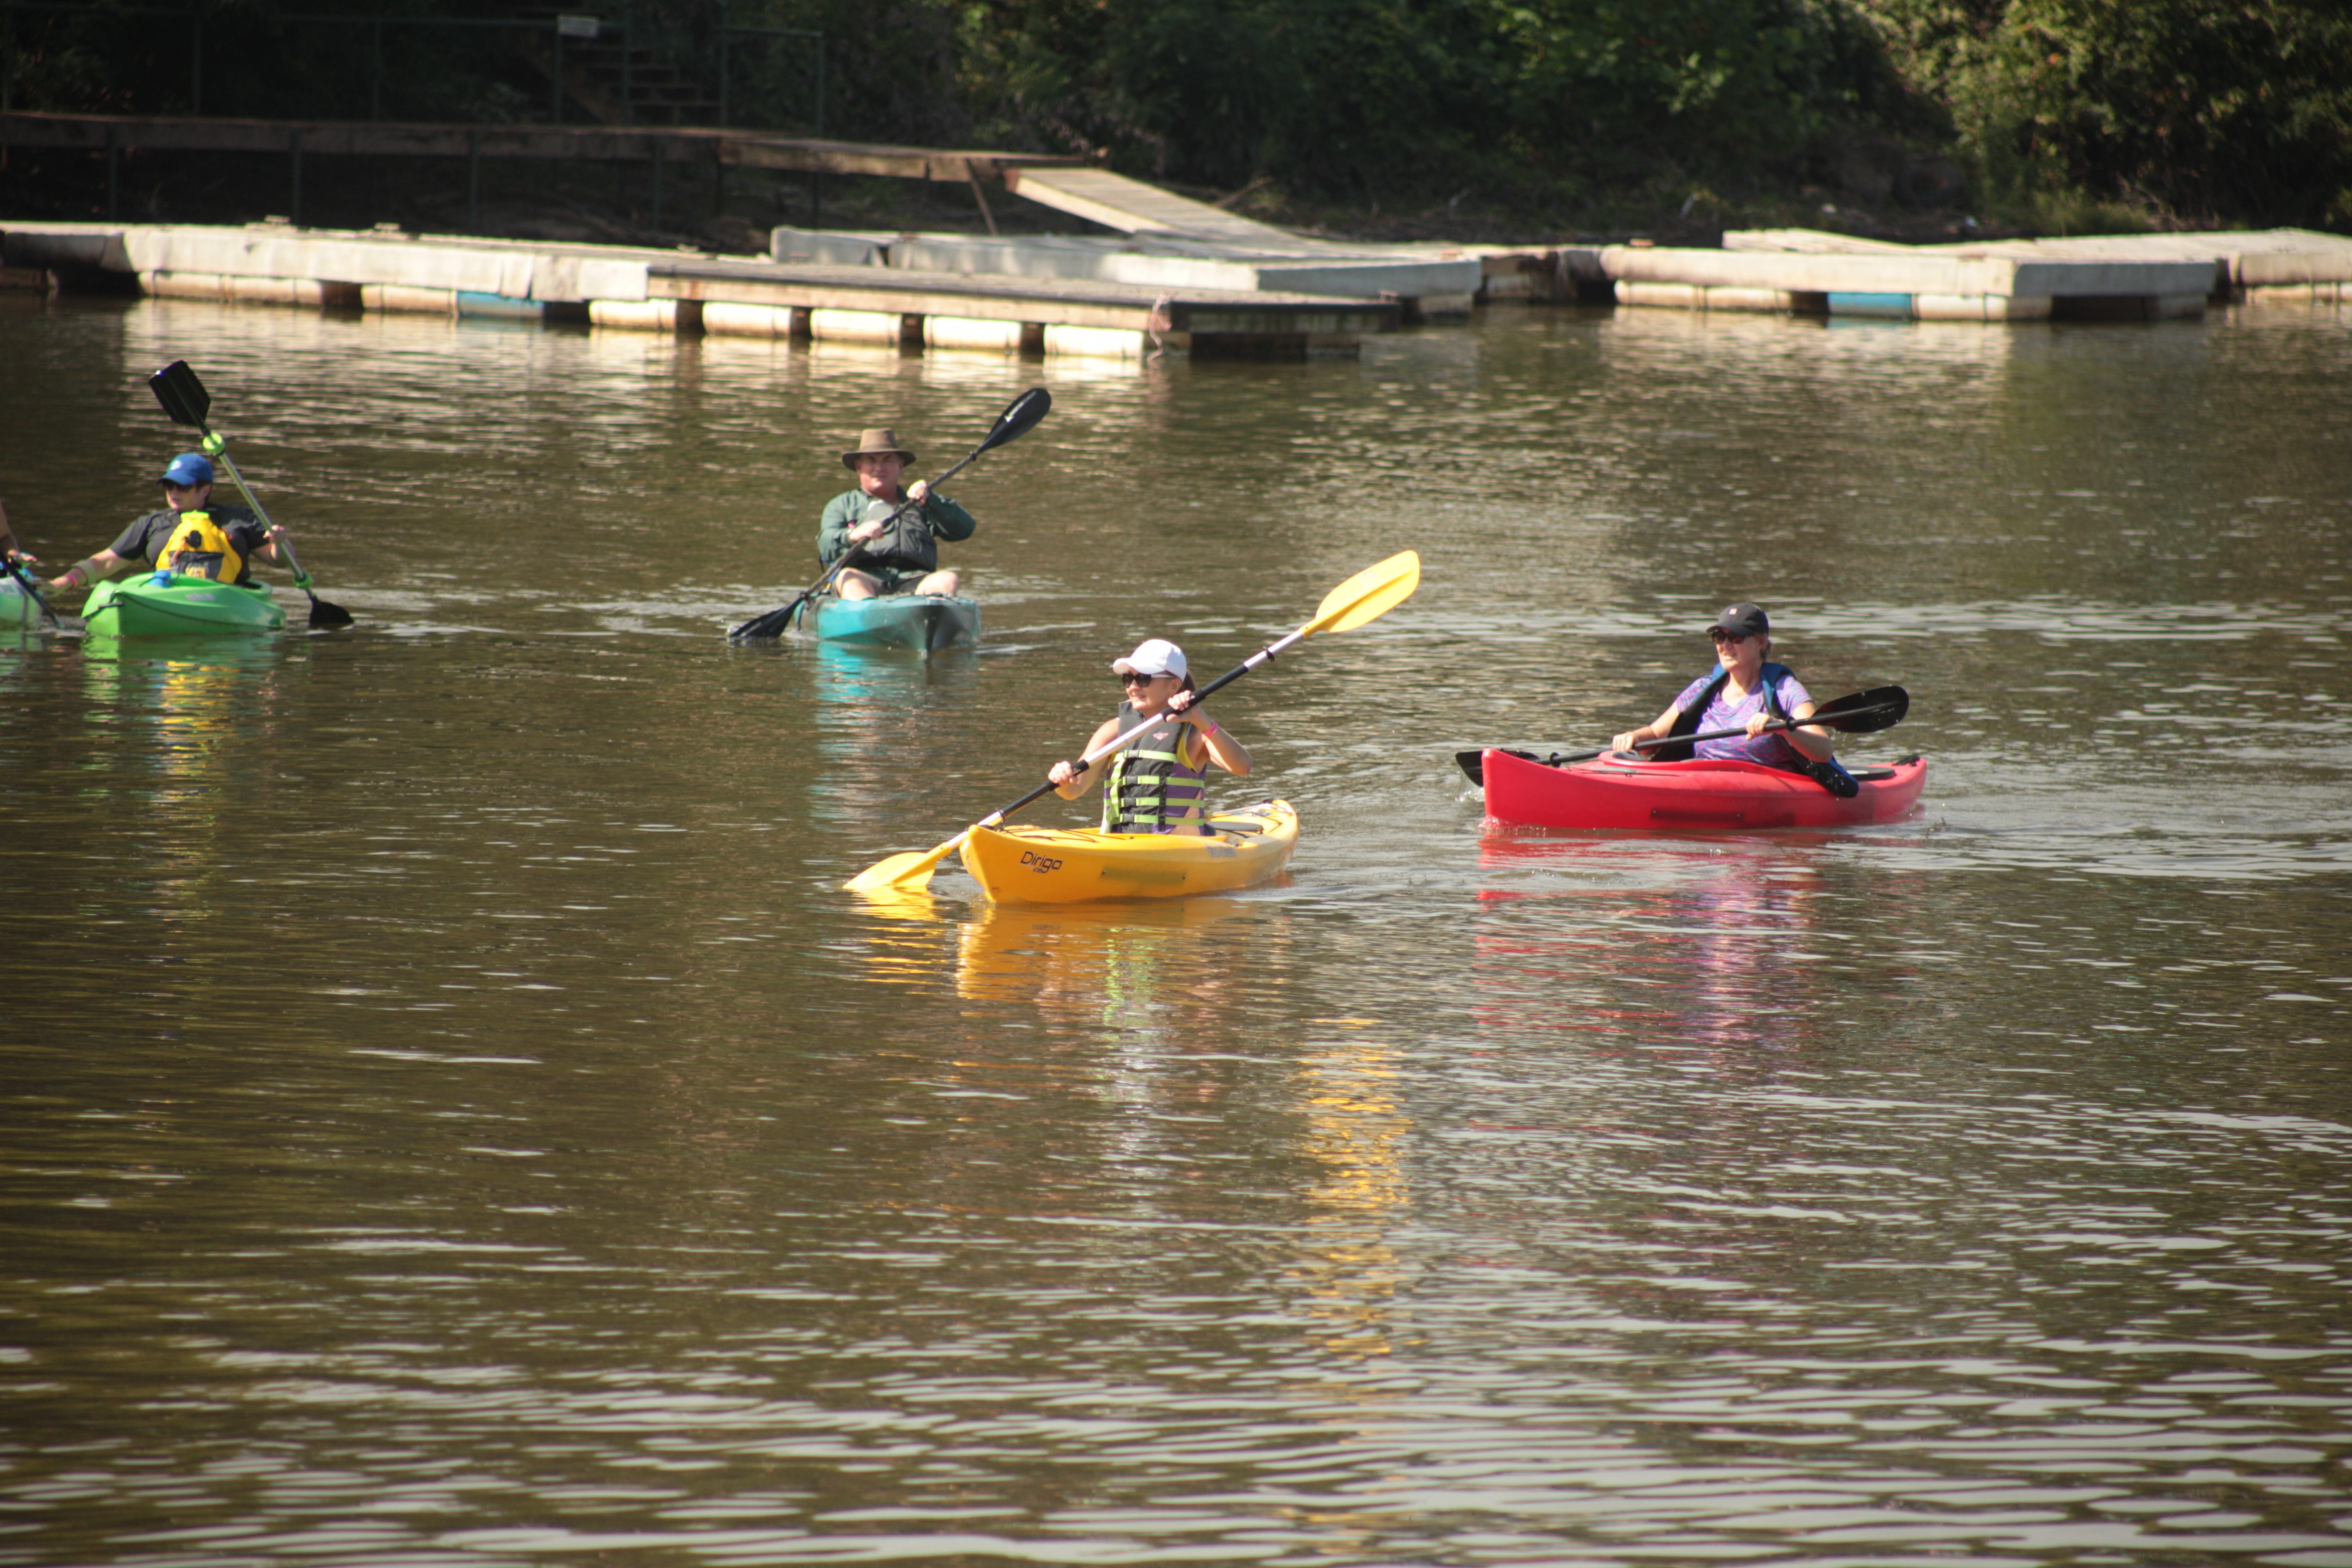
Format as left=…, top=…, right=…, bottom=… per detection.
left=1709, top=602, right=1769, bottom=637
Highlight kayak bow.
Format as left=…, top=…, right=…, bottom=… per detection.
left=804, top=591, right=980, bottom=652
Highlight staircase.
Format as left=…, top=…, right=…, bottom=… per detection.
left=509, top=8, right=723, bottom=127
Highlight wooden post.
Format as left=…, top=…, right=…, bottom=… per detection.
left=650, top=136, right=662, bottom=229
left=967, top=169, right=999, bottom=236
left=289, top=128, right=302, bottom=225
left=467, top=129, right=481, bottom=229
left=106, top=122, right=119, bottom=220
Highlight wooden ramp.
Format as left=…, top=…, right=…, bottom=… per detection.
left=1001, top=167, right=1301, bottom=245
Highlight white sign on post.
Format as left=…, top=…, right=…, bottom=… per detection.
left=556, top=15, right=600, bottom=39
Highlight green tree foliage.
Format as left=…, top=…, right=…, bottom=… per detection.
left=1858, top=0, right=2352, bottom=226
left=940, top=0, right=1906, bottom=197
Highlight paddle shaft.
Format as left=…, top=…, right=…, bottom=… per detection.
left=1568, top=707, right=1878, bottom=767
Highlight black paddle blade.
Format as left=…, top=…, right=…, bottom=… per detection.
left=730, top=598, right=804, bottom=640
left=1457, top=747, right=1545, bottom=786
left=976, top=387, right=1050, bottom=455
left=149, top=360, right=211, bottom=428
left=308, top=598, right=356, bottom=631
left=1811, top=684, right=1909, bottom=733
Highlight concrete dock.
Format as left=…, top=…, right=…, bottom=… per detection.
left=0, top=219, right=1397, bottom=359
left=1596, top=227, right=2352, bottom=321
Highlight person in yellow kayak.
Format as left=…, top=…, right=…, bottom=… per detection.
left=1047, top=638, right=1254, bottom=833
left=46, top=452, right=290, bottom=594
left=1609, top=602, right=1857, bottom=796
left=818, top=427, right=977, bottom=600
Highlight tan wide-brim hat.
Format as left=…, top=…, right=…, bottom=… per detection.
left=841, top=428, right=915, bottom=468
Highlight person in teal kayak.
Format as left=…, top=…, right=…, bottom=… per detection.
left=1047, top=638, right=1254, bottom=834
left=818, top=427, right=977, bottom=600
left=46, top=452, right=289, bottom=595
left=1609, top=603, right=1857, bottom=794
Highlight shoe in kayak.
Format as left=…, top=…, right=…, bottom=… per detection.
left=960, top=799, right=1299, bottom=904
left=83, top=575, right=286, bottom=637
left=805, top=591, right=978, bottom=652
left=1482, top=750, right=1926, bottom=831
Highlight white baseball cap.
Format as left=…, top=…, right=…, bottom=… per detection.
left=1110, top=638, right=1186, bottom=679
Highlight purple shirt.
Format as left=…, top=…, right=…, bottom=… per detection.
left=1669, top=667, right=1812, bottom=768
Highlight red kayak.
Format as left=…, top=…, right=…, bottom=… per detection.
left=1482, top=750, right=1927, bottom=831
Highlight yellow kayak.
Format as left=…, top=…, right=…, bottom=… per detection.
left=959, top=799, right=1299, bottom=904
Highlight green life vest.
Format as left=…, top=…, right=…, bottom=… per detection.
left=1102, top=703, right=1210, bottom=834
left=853, top=497, right=937, bottom=575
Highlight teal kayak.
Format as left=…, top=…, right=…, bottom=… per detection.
left=803, top=592, right=979, bottom=652
left=83, top=574, right=286, bottom=637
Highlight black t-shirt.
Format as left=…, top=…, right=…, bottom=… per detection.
left=110, top=505, right=267, bottom=585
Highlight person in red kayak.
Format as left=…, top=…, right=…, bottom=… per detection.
left=1046, top=638, right=1254, bottom=833
left=1609, top=603, right=1856, bottom=793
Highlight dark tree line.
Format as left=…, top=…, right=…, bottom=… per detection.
left=8, top=0, right=2347, bottom=227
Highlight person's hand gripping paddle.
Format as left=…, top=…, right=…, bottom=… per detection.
left=731, top=387, right=1051, bottom=641
left=148, top=360, right=354, bottom=630
left=845, top=550, right=1422, bottom=895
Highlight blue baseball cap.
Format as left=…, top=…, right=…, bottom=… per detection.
left=160, top=452, right=214, bottom=487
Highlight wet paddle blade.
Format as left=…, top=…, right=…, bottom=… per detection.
left=845, top=834, right=967, bottom=894
left=1456, top=749, right=1485, bottom=785
left=1812, top=685, right=1908, bottom=733
left=1306, top=550, right=1420, bottom=635
left=976, top=387, right=1051, bottom=455
left=149, top=361, right=211, bottom=428
left=731, top=598, right=804, bottom=640
left=307, top=595, right=356, bottom=630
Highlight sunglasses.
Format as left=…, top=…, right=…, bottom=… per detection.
left=1120, top=670, right=1170, bottom=686
left=1709, top=629, right=1751, bottom=644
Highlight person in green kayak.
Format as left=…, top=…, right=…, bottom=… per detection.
left=46, top=452, right=290, bottom=595
left=818, top=427, right=977, bottom=600
left=1609, top=602, right=1857, bottom=795
left=1047, top=638, right=1254, bottom=834
left=0, top=491, right=33, bottom=569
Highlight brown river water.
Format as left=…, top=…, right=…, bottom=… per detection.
left=2, top=292, right=2349, bottom=1566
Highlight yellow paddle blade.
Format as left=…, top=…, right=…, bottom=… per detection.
left=1305, top=549, right=1420, bottom=635
left=844, top=832, right=967, bottom=894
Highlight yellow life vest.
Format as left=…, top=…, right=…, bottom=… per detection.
left=157, top=510, right=246, bottom=582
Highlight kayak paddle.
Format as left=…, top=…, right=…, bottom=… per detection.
left=731, top=386, right=1052, bottom=641
left=845, top=549, right=1423, bottom=895
left=1456, top=684, right=1909, bottom=786
left=148, top=360, right=355, bottom=630
left=3, top=552, right=60, bottom=631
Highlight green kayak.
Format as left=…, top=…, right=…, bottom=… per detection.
left=803, top=591, right=979, bottom=652
left=83, top=574, right=286, bottom=637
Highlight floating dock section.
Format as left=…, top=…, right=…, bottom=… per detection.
left=0, top=220, right=1396, bottom=359
left=1599, top=227, right=2352, bottom=321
